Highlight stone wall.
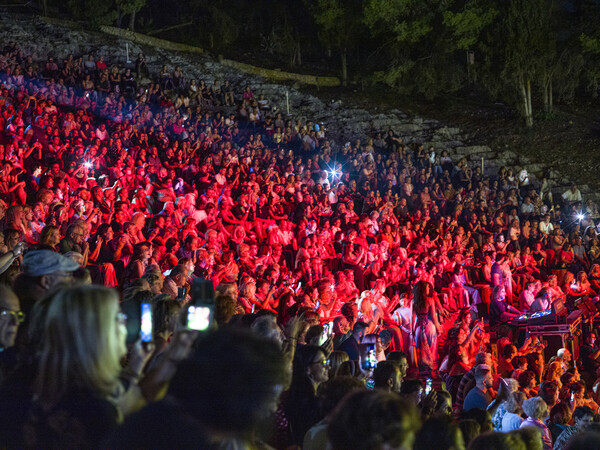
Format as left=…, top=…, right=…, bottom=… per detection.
left=42, top=16, right=340, bottom=88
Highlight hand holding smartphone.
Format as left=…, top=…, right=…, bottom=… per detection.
left=186, top=278, right=215, bottom=331
left=425, top=378, right=433, bottom=395
left=360, top=343, right=377, bottom=371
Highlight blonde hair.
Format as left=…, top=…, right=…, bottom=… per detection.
left=328, top=350, right=350, bottom=378
left=545, top=361, right=562, bottom=381
left=35, top=285, right=123, bottom=406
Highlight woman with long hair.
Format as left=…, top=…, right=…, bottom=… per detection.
left=282, top=344, right=329, bottom=446
left=37, top=225, right=61, bottom=251
left=0, top=285, right=129, bottom=447
left=122, top=242, right=152, bottom=287
left=413, top=280, right=441, bottom=375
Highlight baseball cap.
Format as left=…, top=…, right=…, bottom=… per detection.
left=22, top=250, right=80, bottom=277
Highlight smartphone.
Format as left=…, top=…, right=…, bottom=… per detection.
left=571, top=392, right=575, bottom=403
left=314, top=300, right=320, bottom=312
left=186, top=305, right=212, bottom=331
left=425, top=378, right=433, bottom=395
left=140, top=302, right=153, bottom=343
left=251, top=303, right=256, bottom=314
left=319, top=325, right=329, bottom=346
left=327, top=320, right=334, bottom=336
left=177, top=287, right=185, bottom=301
left=361, top=344, right=377, bottom=371
left=186, top=278, right=215, bottom=331
left=294, top=281, right=302, bottom=294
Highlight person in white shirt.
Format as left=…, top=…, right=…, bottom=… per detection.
left=502, top=391, right=526, bottom=432
left=95, top=123, right=108, bottom=141
left=539, top=214, right=554, bottom=235
left=521, top=196, right=535, bottom=216
left=562, top=184, right=582, bottom=205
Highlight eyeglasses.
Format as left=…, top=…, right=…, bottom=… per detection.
left=116, top=312, right=127, bottom=325
left=311, top=359, right=330, bottom=368
left=0, top=308, right=25, bottom=323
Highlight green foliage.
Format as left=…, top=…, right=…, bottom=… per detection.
left=364, top=0, right=432, bottom=44
left=581, top=34, right=600, bottom=54
left=66, top=0, right=118, bottom=28
left=54, top=0, right=600, bottom=116
left=189, top=0, right=239, bottom=49
left=307, top=0, right=365, bottom=81
left=310, top=0, right=363, bottom=48
left=443, top=5, right=497, bottom=50
left=498, top=0, right=549, bottom=82
left=362, top=0, right=470, bottom=98
left=116, top=0, right=146, bottom=15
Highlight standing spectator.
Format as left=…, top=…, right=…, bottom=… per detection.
left=337, top=320, right=367, bottom=361
left=553, top=406, right=594, bottom=450
left=327, top=390, right=419, bottom=450
left=0, top=285, right=22, bottom=383
left=463, top=364, right=493, bottom=412
left=520, top=397, right=552, bottom=450
left=0, top=286, right=131, bottom=447
left=547, top=402, right=572, bottom=445
left=284, top=344, right=329, bottom=446
left=501, top=391, right=526, bottom=432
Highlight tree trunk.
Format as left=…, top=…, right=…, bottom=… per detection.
left=526, top=77, right=533, bottom=127
left=525, top=78, right=533, bottom=127
left=519, top=76, right=533, bottom=127
left=542, top=73, right=553, bottom=113
left=129, top=10, right=136, bottom=31
left=341, top=48, right=347, bottom=87
left=116, top=7, right=124, bottom=28
left=42, top=0, right=48, bottom=16
left=549, top=79, right=553, bottom=111
left=542, top=76, right=549, bottom=113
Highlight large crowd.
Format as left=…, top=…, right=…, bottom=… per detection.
left=1, top=38, right=600, bottom=449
